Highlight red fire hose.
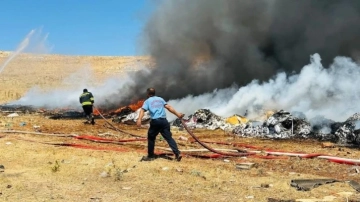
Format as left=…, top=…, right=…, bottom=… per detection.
left=75, top=135, right=147, bottom=143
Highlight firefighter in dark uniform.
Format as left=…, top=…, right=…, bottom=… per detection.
left=79, top=89, right=95, bottom=125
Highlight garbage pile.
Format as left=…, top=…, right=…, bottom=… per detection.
left=233, top=110, right=312, bottom=139
left=172, top=109, right=248, bottom=131
left=172, top=108, right=360, bottom=145
left=112, top=108, right=151, bottom=124
left=172, top=109, right=235, bottom=130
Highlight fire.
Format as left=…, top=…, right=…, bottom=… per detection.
left=93, top=99, right=145, bottom=116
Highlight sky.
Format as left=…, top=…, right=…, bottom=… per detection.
left=0, top=0, right=154, bottom=56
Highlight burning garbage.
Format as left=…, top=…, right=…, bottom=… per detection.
left=170, top=108, right=360, bottom=146
left=112, top=108, right=151, bottom=124
left=172, top=109, right=235, bottom=130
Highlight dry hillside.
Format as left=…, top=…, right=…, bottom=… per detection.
left=0, top=51, right=151, bottom=103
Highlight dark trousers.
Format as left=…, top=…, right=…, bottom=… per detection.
left=148, top=118, right=180, bottom=157
left=83, top=105, right=94, bottom=122
left=82, top=105, right=93, bottom=116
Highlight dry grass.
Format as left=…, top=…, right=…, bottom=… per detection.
left=1, top=51, right=360, bottom=201
left=0, top=51, right=151, bottom=103
left=1, top=115, right=360, bottom=201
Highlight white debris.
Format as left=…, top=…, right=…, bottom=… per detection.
left=178, top=136, right=188, bottom=141
left=7, top=113, right=19, bottom=117
left=118, top=108, right=151, bottom=124
left=99, top=171, right=109, bottom=178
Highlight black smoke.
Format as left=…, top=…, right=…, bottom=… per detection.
left=119, top=0, right=360, bottom=105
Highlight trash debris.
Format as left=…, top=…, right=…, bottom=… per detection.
left=170, top=108, right=360, bottom=146
left=245, top=195, right=254, bottom=199
left=176, top=168, right=183, bottom=173
left=290, top=179, right=339, bottom=191
left=295, top=196, right=337, bottom=202
left=321, top=142, right=335, bottom=148
left=236, top=163, right=256, bottom=170
left=348, top=180, right=360, bottom=192
left=162, top=167, right=169, bottom=171
left=89, top=197, right=102, bottom=202
left=7, top=113, right=19, bottom=117
left=5, top=142, right=12, bottom=145
left=172, top=109, right=230, bottom=130
left=190, top=170, right=206, bottom=179
left=267, top=198, right=295, bottom=202
left=261, top=183, right=271, bottom=188
left=33, top=125, right=41, bottom=132
left=349, top=166, right=360, bottom=174
left=99, top=171, right=109, bottom=178
left=19, top=122, right=26, bottom=126
left=223, top=159, right=230, bottom=163
left=226, top=115, right=248, bottom=125
left=178, top=136, right=188, bottom=141
left=122, top=187, right=132, bottom=190
left=113, top=108, right=150, bottom=124
left=0, top=165, right=4, bottom=172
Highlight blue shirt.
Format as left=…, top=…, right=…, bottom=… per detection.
left=142, top=96, right=167, bottom=119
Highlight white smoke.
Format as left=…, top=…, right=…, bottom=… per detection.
left=11, top=65, right=151, bottom=109
left=0, top=28, right=52, bottom=74
left=167, top=53, right=360, bottom=122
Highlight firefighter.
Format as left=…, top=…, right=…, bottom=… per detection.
left=79, top=89, right=95, bottom=125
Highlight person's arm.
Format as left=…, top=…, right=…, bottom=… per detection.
left=165, top=104, right=184, bottom=118
left=137, top=100, right=148, bottom=127
left=90, top=93, right=94, bottom=104
left=136, top=108, right=145, bottom=127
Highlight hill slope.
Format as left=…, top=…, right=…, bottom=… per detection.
left=0, top=51, right=150, bottom=103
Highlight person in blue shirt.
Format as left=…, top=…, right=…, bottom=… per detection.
left=137, top=88, right=184, bottom=162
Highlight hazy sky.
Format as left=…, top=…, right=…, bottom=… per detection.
left=0, top=0, right=153, bottom=56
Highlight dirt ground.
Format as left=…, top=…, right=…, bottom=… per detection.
left=1, top=52, right=360, bottom=201
left=1, top=114, right=360, bottom=202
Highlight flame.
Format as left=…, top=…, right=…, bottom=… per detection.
left=93, top=99, right=145, bottom=116
left=112, top=99, right=144, bottom=114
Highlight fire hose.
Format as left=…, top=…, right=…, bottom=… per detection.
left=179, top=120, right=252, bottom=157
left=88, top=108, right=360, bottom=164
left=93, top=106, right=145, bottom=138
left=197, top=140, right=360, bottom=165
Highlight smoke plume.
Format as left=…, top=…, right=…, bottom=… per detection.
left=118, top=0, right=360, bottom=104
left=167, top=54, right=360, bottom=122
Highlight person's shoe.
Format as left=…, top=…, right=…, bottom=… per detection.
left=175, top=154, right=182, bottom=162
left=140, top=155, right=156, bottom=162
left=91, top=119, right=95, bottom=125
